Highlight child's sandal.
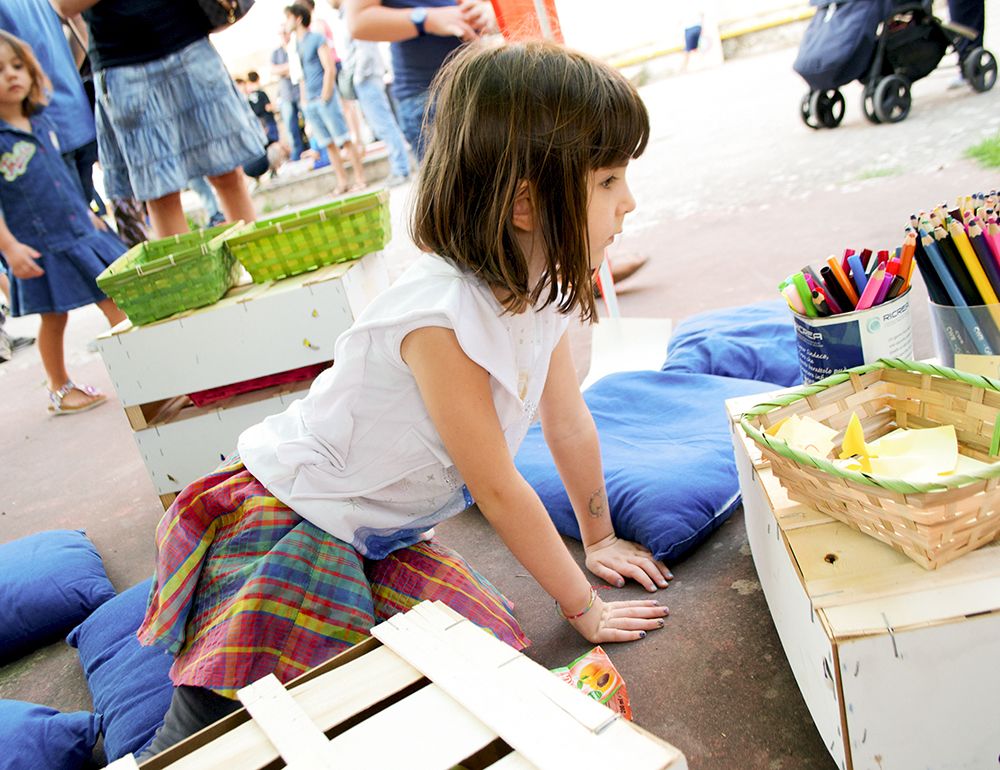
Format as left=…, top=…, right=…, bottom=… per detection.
left=48, top=381, right=107, bottom=416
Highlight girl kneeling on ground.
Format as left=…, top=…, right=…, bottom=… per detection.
left=137, top=38, right=671, bottom=756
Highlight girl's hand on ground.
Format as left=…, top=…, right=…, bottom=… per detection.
left=4, top=241, right=44, bottom=279
left=426, top=6, right=479, bottom=40
left=585, top=534, right=673, bottom=592
left=89, top=211, right=108, bottom=231
left=568, top=595, right=669, bottom=644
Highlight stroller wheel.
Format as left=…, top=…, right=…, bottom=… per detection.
left=873, top=75, right=912, bottom=123
left=810, top=89, right=845, bottom=128
left=962, top=47, right=998, bottom=93
left=861, top=87, right=882, bottom=124
left=800, top=92, right=821, bottom=130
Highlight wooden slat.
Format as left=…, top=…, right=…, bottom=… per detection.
left=106, top=756, right=141, bottom=770
left=488, top=753, right=538, bottom=769
left=318, top=682, right=498, bottom=769
left=237, top=674, right=332, bottom=769
left=373, top=604, right=681, bottom=770
left=152, top=646, right=422, bottom=770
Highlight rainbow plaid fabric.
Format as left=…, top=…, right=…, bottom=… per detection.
left=138, top=458, right=528, bottom=697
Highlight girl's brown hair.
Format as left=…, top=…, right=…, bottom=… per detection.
left=413, top=40, right=649, bottom=322
left=0, top=31, right=50, bottom=117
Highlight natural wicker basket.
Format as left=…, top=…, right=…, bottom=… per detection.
left=224, top=189, right=390, bottom=283
left=97, top=223, right=244, bottom=326
left=740, top=359, right=1000, bottom=569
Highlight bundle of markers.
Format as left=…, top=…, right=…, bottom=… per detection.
left=909, top=191, right=1000, bottom=355
left=779, top=243, right=914, bottom=319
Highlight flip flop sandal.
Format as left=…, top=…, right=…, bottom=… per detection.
left=48, top=381, right=107, bottom=416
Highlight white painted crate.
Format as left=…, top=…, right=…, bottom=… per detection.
left=727, top=393, right=1000, bottom=770
left=106, top=601, right=687, bottom=770
left=97, top=253, right=389, bottom=502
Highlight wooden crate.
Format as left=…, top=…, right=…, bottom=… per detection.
left=105, top=601, right=687, bottom=770
left=96, top=253, right=389, bottom=506
left=727, top=392, right=1000, bottom=770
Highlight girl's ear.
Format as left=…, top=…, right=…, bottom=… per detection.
left=511, top=180, right=534, bottom=232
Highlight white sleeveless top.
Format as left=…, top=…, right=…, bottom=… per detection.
left=238, top=253, right=571, bottom=558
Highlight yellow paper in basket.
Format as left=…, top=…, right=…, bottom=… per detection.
left=866, top=425, right=960, bottom=482
left=839, top=413, right=872, bottom=473
left=772, top=414, right=838, bottom=459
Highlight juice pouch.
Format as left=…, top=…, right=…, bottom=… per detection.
left=551, top=645, right=633, bottom=721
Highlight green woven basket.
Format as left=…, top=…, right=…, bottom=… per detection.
left=97, top=223, right=245, bottom=326
left=224, top=189, right=391, bottom=283
left=740, top=358, right=1000, bottom=568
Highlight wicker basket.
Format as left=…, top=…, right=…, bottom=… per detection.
left=224, top=190, right=390, bottom=283
left=97, top=223, right=244, bottom=326
left=740, top=359, right=1000, bottom=569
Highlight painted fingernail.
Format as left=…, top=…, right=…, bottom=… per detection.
left=657, top=618, right=665, bottom=628
left=662, top=606, right=670, bottom=615
left=617, top=579, right=625, bottom=588
left=639, top=631, right=646, bottom=639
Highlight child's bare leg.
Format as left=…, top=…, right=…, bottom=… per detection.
left=207, top=168, right=256, bottom=224
left=39, top=311, right=106, bottom=410
left=147, top=192, right=189, bottom=239
left=342, top=140, right=366, bottom=188
left=325, top=142, right=351, bottom=192
left=97, top=297, right=127, bottom=328
left=0, top=273, right=10, bottom=303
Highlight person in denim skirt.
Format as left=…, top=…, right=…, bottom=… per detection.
left=0, top=31, right=126, bottom=412
left=52, top=0, right=265, bottom=238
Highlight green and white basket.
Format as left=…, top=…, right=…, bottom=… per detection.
left=740, top=359, right=1000, bottom=569
left=224, top=190, right=391, bottom=283
left=97, top=223, right=245, bottom=327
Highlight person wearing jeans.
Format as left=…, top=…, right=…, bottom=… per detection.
left=329, top=0, right=411, bottom=183
left=344, top=0, right=497, bottom=160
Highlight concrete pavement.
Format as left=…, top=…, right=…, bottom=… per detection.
left=2, top=14, right=999, bottom=769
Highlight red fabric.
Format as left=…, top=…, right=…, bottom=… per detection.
left=187, top=364, right=330, bottom=407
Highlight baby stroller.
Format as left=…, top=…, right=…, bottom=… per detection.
left=795, top=0, right=997, bottom=128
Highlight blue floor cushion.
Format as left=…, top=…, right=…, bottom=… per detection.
left=665, top=299, right=802, bottom=387
left=66, top=578, right=174, bottom=762
left=0, top=700, right=100, bottom=770
left=0, top=530, right=116, bottom=662
left=515, top=371, right=778, bottom=564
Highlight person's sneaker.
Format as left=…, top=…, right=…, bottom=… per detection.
left=207, top=212, right=227, bottom=227
left=384, top=174, right=410, bottom=188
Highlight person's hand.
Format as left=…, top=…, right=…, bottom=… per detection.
left=425, top=5, right=479, bottom=41
left=585, top=533, right=672, bottom=592
left=457, top=0, right=497, bottom=34
left=2, top=240, right=44, bottom=279
left=89, top=211, right=108, bottom=231
left=566, top=593, right=668, bottom=644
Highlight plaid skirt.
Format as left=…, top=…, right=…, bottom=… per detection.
left=137, top=458, right=528, bottom=697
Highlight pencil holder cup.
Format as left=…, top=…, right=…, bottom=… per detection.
left=792, top=289, right=913, bottom=384
left=928, top=301, right=1000, bottom=371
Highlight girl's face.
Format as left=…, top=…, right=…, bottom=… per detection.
left=0, top=44, right=31, bottom=111
left=586, top=164, right=637, bottom=272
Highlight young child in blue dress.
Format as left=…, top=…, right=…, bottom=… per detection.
left=0, top=31, right=127, bottom=414
left=136, top=39, right=671, bottom=757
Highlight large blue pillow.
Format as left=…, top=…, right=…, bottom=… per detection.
left=0, top=700, right=100, bottom=770
left=515, top=371, right=778, bottom=564
left=664, top=299, right=802, bottom=387
left=0, top=530, right=116, bottom=661
left=66, top=578, right=174, bottom=762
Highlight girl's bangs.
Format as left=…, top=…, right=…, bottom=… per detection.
left=589, top=77, right=650, bottom=168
